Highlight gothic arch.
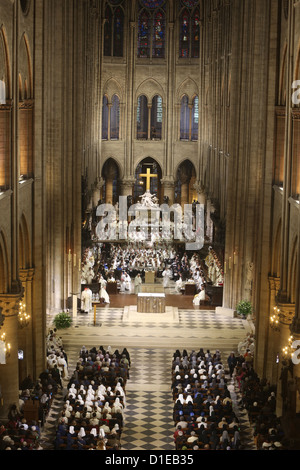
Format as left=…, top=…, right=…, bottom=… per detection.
left=101, top=156, right=123, bottom=180
left=0, top=26, right=11, bottom=98
left=175, top=158, right=197, bottom=181
left=19, top=33, right=33, bottom=99
left=293, top=40, right=300, bottom=107
left=272, top=218, right=282, bottom=277
left=0, top=229, right=9, bottom=294
left=19, top=213, right=31, bottom=270
left=288, top=236, right=298, bottom=303
left=136, top=77, right=165, bottom=103
left=103, top=77, right=123, bottom=103
left=279, top=42, right=287, bottom=106
left=177, top=77, right=199, bottom=104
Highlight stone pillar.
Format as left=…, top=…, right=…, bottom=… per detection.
left=0, top=290, right=24, bottom=420
left=161, top=178, right=175, bottom=206
left=106, top=178, right=113, bottom=205
left=181, top=183, right=189, bottom=207
left=275, top=303, right=295, bottom=417
left=193, top=182, right=206, bottom=205
left=267, top=276, right=281, bottom=383
left=92, top=177, right=105, bottom=207
left=206, top=199, right=215, bottom=243
left=120, top=178, right=135, bottom=198
left=19, top=269, right=35, bottom=379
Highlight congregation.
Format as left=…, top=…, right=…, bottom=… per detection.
left=54, top=344, right=130, bottom=450
left=171, top=348, right=242, bottom=450
left=171, top=342, right=287, bottom=451
left=0, top=328, right=69, bottom=450
left=80, top=243, right=223, bottom=298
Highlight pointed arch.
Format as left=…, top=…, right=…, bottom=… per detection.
left=137, top=94, right=149, bottom=139
left=0, top=26, right=11, bottom=99
left=0, top=230, right=9, bottom=294
left=19, top=213, right=31, bottom=270
left=289, top=236, right=298, bottom=303
left=279, top=42, right=287, bottom=106
left=272, top=218, right=282, bottom=277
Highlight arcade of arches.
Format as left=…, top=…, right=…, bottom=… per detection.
left=0, top=0, right=300, bottom=450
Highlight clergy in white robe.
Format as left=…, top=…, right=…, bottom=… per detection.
left=99, top=277, right=110, bottom=304
left=162, top=268, right=172, bottom=288
left=81, top=287, right=93, bottom=313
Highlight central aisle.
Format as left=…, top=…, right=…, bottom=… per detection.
left=50, top=305, right=253, bottom=451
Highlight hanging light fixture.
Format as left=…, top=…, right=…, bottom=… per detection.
left=282, top=336, right=294, bottom=361
left=270, top=306, right=281, bottom=331
left=18, top=301, right=30, bottom=328
left=0, top=332, right=10, bottom=359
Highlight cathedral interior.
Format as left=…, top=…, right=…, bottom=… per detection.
left=0, top=0, right=300, bottom=452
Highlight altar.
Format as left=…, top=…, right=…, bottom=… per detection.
left=137, top=293, right=166, bottom=313
left=145, top=271, right=155, bottom=284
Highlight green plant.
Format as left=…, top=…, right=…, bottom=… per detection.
left=236, top=300, right=253, bottom=318
left=53, top=312, right=72, bottom=329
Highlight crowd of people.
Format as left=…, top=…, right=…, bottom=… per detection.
left=233, top=347, right=287, bottom=450
left=54, top=345, right=131, bottom=450
left=0, top=328, right=68, bottom=450
left=171, top=348, right=242, bottom=450
left=80, top=243, right=219, bottom=300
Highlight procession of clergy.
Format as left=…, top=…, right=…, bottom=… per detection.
left=80, top=243, right=224, bottom=313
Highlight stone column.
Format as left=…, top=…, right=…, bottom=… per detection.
left=92, top=177, right=105, bottom=207
left=161, top=178, right=175, bottom=205
left=267, top=276, right=281, bottom=383
left=0, top=290, right=24, bottom=420
left=275, top=303, right=295, bottom=417
left=120, top=178, right=135, bottom=198
left=106, top=178, right=113, bottom=205
left=19, top=268, right=35, bottom=378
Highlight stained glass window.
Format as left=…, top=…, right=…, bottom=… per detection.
left=179, top=1, right=201, bottom=59
left=151, top=95, right=163, bottom=139
left=180, top=95, right=189, bottom=140
left=104, top=6, right=112, bottom=56
left=104, top=2, right=124, bottom=57
left=152, top=11, right=165, bottom=58
left=138, top=10, right=151, bottom=58
left=138, top=1, right=166, bottom=58
left=141, top=0, right=165, bottom=8
left=180, top=10, right=189, bottom=58
left=113, top=8, right=124, bottom=57
left=110, top=95, right=120, bottom=140
left=181, top=0, right=197, bottom=7
left=102, top=96, right=109, bottom=140
left=137, top=95, right=148, bottom=139
left=191, top=9, right=200, bottom=58
left=191, top=95, right=199, bottom=141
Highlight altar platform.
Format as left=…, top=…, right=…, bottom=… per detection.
left=123, top=305, right=179, bottom=324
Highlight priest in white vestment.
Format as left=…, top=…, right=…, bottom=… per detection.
left=99, top=276, right=110, bottom=304
left=81, top=287, right=93, bottom=313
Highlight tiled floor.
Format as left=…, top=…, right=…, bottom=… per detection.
left=43, top=286, right=255, bottom=451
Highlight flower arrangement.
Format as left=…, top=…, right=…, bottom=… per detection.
left=236, top=300, right=253, bottom=318
left=53, top=311, right=73, bottom=330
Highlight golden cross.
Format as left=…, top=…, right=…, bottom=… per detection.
left=140, top=167, right=158, bottom=192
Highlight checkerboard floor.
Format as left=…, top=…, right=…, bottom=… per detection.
left=44, top=306, right=255, bottom=450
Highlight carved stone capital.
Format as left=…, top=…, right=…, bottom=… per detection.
left=277, top=302, right=296, bottom=326
left=96, top=177, right=105, bottom=190
left=268, top=276, right=281, bottom=293
left=290, top=317, right=300, bottom=337
left=193, top=181, right=206, bottom=195
left=0, top=290, right=24, bottom=320
left=19, top=268, right=35, bottom=283
left=161, top=177, right=175, bottom=189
